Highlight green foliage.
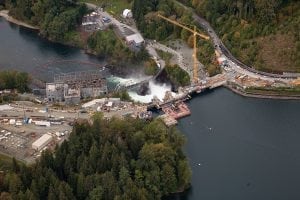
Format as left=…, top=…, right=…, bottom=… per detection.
left=132, top=0, right=190, bottom=41
left=165, top=64, right=191, bottom=87
left=191, top=0, right=300, bottom=72
left=111, top=90, right=132, bottom=101
left=0, top=155, right=16, bottom=171
left=196, top=39, right=221, bottom=76
left=5, top=0, right=87, bottom=43
left=87, top=30, right=149, bottom=64
left=0, top=117, right=191, bottom=199
left=245, top=86, right=300, bottom=96
left=155, top=49, right=173, bottom=64
left=0, top=70, right=30, bottom=93
left=144, top=60, right=159, bottom=76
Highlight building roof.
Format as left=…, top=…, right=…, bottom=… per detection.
left=125, top=33, right=144, bottom=44
left=0, top=105, right=13, bottom=111
left=32, top=134, right=52, bottom=148
left=46, top=83, right=56, bottom=91
left=82, top=98, right=106, bottom=108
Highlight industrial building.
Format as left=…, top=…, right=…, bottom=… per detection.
left=125, top=33, right=145, bottom=47
left=32, top=134, right=53, bottom=151
left=46, top=70, right=108, bottom=104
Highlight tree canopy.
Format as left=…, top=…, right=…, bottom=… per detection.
left=0, top=70, right=30, bottom=93
left=0, top=116, right=191, bottom=199
left=5, top=0, right=87, bottom=42
left=190, top=0, right=300, bottom=72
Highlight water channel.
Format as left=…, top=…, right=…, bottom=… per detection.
left=1, top=17, right=300, bottom=200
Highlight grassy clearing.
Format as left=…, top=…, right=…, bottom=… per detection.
left=80, top=0, right=132, bottom=16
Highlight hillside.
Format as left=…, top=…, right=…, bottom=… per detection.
left=189, top=0, right=300, bottom=73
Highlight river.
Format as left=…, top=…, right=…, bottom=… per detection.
left=1, top=17, right=300, bottom=200
left=0, top=17, right=106, bottom=82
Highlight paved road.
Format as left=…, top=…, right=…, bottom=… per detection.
left=173, top=0, right=298, bottom=80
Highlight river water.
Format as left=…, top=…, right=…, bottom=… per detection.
left=0, top=17, right=106, bottom=82
left=1, top=17, right=300, bottom=200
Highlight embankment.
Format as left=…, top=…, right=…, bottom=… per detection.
left=225, top=85, right=300, bottom=100
left=0, top=10, right=39, bottom=30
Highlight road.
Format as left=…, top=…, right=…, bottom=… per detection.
left=148, top=41, right=192, bottom=76
left=84, top=3, right=200, bottom=82
left=173, top=0, right=298, bottom=81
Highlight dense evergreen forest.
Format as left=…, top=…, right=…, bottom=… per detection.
left=184, top=0, right=300, bottom=73
left=0, top=116, right=191, bottom=199
left=3, top=0, right=87, bottom=43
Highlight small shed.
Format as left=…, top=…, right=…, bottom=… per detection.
left=122, top=9, right=133, bottom=18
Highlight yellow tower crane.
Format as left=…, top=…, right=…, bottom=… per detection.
left=157, top=13, right=209, bottom=84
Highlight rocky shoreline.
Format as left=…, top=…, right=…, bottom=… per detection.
left=0, top=10, right=39, bottom=30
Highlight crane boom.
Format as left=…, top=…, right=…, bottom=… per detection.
left=157, top=14, right=209, bottom=40
left=157, top=13, right=209, bottom=84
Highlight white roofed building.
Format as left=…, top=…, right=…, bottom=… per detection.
left=32, top=134, right=53, bottom=151
left=125, top=33, right=145, bottom=47
left=122, top=9, right=133, bottom=18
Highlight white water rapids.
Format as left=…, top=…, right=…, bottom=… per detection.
left=109, top=76, right=173, bottom=103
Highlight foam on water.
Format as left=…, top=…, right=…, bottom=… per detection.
left=128, top=80, right=172, bottom=103
left=108, top=76, right=151, bottom=85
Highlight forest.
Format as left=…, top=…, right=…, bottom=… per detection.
left=189, top=0, right=300, bottom=72
left=0, top=116, right=191, bottom=199
left=3, top=0, right=87, bottom=43
left=0, top=70, right=30, bottom=93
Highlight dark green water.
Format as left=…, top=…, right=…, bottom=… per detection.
left=0, top=17, right=105, bottom=82
left=174, top=89, right=300, bottom=200
left=1, top=17, right=300, bottom=200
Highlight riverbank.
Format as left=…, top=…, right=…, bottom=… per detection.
left=1, top=10, right=299, bottom=101
left=0, top=10, right=39, bottom=30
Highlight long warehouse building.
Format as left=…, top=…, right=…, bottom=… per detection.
left=32, top=134, right=53, bottom=151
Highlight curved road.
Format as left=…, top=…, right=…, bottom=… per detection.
left=173, top=0, right=298, bottom=80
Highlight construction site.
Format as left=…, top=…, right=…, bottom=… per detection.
left=0, top=95, right=155, bottom=163
left=0, top=102, right=78, bottom=163
left=1, top=3, right=299, bottom=164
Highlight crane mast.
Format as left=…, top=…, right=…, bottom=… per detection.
left=157, top=13, right=209, bottom=84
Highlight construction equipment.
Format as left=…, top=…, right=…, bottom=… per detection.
left=157, top=13, right=209, bottom=84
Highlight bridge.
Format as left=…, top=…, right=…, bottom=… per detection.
left=147, top=73, right=228, bottom=109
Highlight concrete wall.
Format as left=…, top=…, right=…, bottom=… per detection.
left=46, top=83, right=65, bottom=102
